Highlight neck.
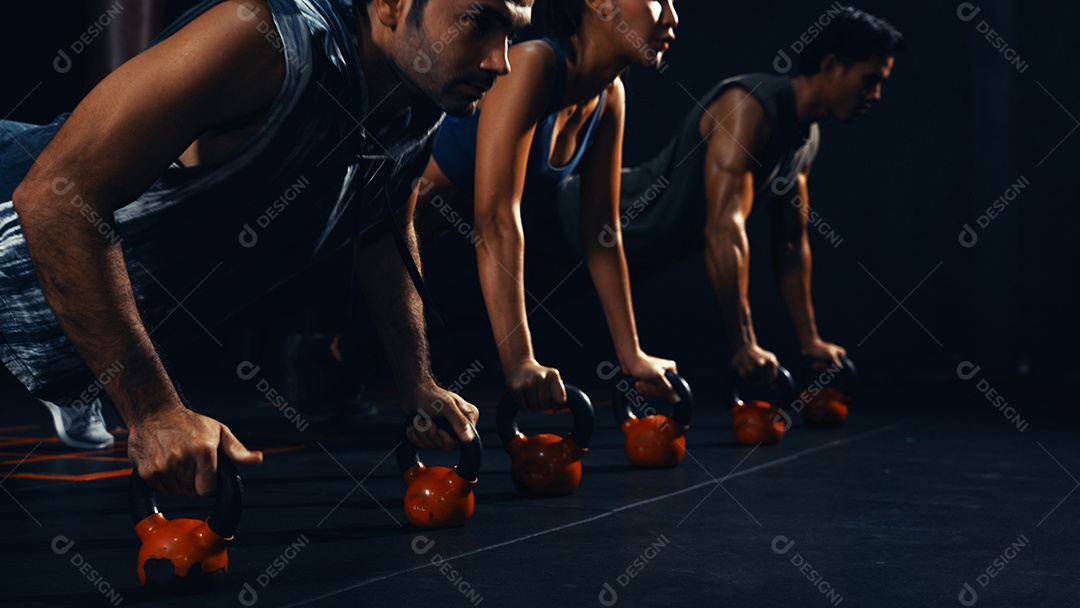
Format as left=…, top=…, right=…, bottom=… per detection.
left=563, top=31, right=631, bottom=106
left=790, top=75, right=831, bottom=125
left=355, top=10, right=421, bottom=127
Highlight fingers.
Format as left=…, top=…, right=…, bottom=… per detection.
left=511, top=366, right=562, bottom=412
left=544, top=372, right=566, bottom=411
left=220, top=424, right=264, bottom=466
left=444, top=405, right=476, bottom=445
left=406, top=395, right=480, bottom=451
left=407, top=414, right=443, bottom=450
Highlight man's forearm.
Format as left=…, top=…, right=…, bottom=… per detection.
left=354, top=221, right=435, bottom=402
left=774, top=236, right=820, bottom=349
left=13, top=182, right=180, bottom=424
left=705, top=229, right=758, bottom=351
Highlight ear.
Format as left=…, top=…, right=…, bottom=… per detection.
left=370, top=0, right=408, bottom=29
left=819, top=53, right=844, bottom=79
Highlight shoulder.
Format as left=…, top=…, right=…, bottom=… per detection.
left=699, top=82, right=769, bottom=149
left=507, top=40, right=560, bottom=84
left=480, top=40, right=560, bottom=120
left=144, top=0, right=286, bottom=110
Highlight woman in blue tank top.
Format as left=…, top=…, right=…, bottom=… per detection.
left=415, top=1, right=681, bottom=411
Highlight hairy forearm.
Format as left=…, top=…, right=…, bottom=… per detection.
left=774, top=235, right=819, bottom=348
left=705, top=226, right=757, bottom=351
left=474, top=215, right=533, bottom=371
left=354, top=222, right=435, bottom=402
left=13, top=181, right=179, bottom=425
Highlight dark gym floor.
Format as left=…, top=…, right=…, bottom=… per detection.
left=2, top=364, right=1077, bottom=608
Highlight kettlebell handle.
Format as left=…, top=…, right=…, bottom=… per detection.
left=797, top=354, right=857, bottom=396
left=128, top=456, right=244, bottom=539
left=396, top=416, right=483, bottom=482
left=495, top=384, right=595, bottom=450
left=612, top=371, right=694, bottom=427
left=728, top=365, right=796, bottom=409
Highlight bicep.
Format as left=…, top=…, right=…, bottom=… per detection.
left=20, top=0, right=285, bottom=211
left=703, top=91, right=767, bottom=230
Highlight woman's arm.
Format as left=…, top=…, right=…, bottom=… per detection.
left=472, top=41, right=564, bottom=411
left=577, top=78, right=677, bottom=399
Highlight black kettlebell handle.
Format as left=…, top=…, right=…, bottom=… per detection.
left=128, top=456, right=244, bottom=539
left=612, top=371, right=694, bottom=427
left=495, top=383, right=595, bottom=451
left=797, top=355, right=857, bottom=397
left=396, top=416, right=483, bottom=482
left=728, top=365, right=796, bottom=409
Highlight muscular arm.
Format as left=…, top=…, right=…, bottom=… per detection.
left=355, top=194, right=478, bottom=448
left=472, top=42, right=560, bottom=409
left=768, top=172, right=846, bottom=365
left=577, top=79, right=676, bottom=397
left=11, top=1, right=283, bottom=493
left=700, top=89, right=777, bottom=383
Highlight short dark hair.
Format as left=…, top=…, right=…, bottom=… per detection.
left=799, top=7, right=905, bottom=76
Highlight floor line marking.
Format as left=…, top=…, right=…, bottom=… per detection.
left=283, top=423, right=903, bottom=606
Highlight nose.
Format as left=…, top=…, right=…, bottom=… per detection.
left=665, top=1, right=680, bottom=31
left=479, top=40, right=511, bottom=76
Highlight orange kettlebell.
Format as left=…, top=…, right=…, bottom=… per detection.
left=129, top=457, right=243, bottom=592
left=797, top=355, right=857, bottom=427
left=497, top=384, right=594, bottom=495
left=396, top=417, right=482, bottom=528
left=729, top=366, right=795, bottom=445
left=613, top=371, right=694, bottom=468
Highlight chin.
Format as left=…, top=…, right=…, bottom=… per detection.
left=441, top=97, right=480, bottom=118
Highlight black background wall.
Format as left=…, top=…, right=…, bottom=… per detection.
left=1, top=1, right=1077, bottom=388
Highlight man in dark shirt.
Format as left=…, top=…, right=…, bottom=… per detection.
left=559, top=6, right=903, bottom=396
left=0, top=0, right=531, bottom=496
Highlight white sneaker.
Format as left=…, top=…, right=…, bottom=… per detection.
left=40, top=398, right=115, bottom=449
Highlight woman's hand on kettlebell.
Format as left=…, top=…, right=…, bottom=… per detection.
left=623, top=351, right=679, bottom=402
left=506, top=359, right=566, bottom=412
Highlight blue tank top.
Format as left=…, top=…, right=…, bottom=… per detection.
left=432, top=37, right=607, bottom=197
